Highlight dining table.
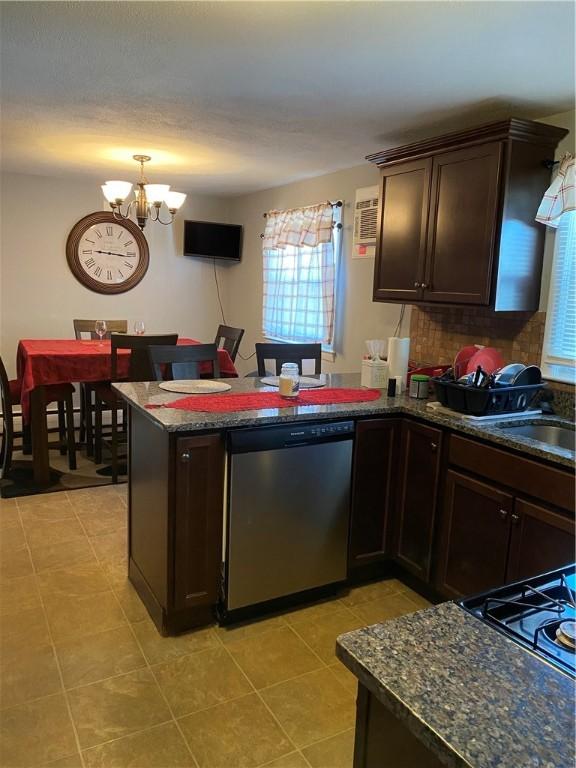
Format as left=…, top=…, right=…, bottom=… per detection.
left=16, top=338, right=238, bottom=486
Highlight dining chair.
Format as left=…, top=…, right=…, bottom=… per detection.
left=214, top=325, right=244, bottom=363
left=255, top=343, right=322, bottom=376
left=0, top=356, right=76, bottom=479
left=149, top=344, right=220, bottom=381
left=73, top=319, right=128, bottom=456
left=94, top=333, right=178, bottom=482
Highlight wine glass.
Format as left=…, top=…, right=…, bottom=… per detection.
left=133, top=320, right=146, bottom=336
left=94, top=320, right=107, bottom=345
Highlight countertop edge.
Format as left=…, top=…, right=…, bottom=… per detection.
left=113, top=380, right=574, bottom=470
left=335, top=637, right=472, bottom=768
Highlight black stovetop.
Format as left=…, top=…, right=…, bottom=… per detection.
left=459, top=565, right=575, bottom=678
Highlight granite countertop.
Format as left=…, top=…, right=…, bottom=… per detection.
left=113, top=373, right=575, bottom=469
left=336, top=601, right=575, bottom=768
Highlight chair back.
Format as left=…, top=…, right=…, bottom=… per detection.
left=111, top=334, right=178, bottom=381
left=149, top=344, right=220, bottom=381
left=255, top=342, right=322, bottom=376
left=0, top=356, right=14, bottom=477
left=73, top=319, right=128, bottom=340
left=214, top=325, right=244, bottom=363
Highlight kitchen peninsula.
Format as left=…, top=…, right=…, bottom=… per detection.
left=115, top=374, right=575, bottom=636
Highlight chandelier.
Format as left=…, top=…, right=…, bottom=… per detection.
left=101, top=155, right=187, bottom=231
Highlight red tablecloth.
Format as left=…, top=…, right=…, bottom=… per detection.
left=16, top=338, right=237, bottom=423
left=152, top=388, right=381, bottom=413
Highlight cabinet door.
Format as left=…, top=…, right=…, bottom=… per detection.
left=349, top=419, right=399, bottom=570
left=392, top=421, right=443, bottom=581
left=507, top=499, right=575, bottom=582
left=436, top=471, right=512, bottom=599
left=373, top=158, right=432, bottom=302
left=173, top=434, right=225, bottom=611
left=423, top=142, right=502, bottom=304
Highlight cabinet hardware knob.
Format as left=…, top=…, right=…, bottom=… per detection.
left=414, top=281, right=421, bottom=288
left=430, top=442, right=437, bottom=451
left=180, top=451, right=191, bottom=462
left=499, top=509, right=508, bottom=521
left=511, top=513, right=520, bottom=525
left=421, top=282, right=428, bottom=289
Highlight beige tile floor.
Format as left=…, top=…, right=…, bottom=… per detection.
left=0, top=486, right=431, bottom=768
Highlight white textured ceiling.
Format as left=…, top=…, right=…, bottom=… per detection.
left=0, top=1, right=574, bottom=195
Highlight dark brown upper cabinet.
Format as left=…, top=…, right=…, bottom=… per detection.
left=368, top=118, right=568, bottom=310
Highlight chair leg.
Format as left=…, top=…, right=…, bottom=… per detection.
left=111, top=405, right=118, bottom=484
left=79, top=386, right=86, bottom=444
left=22, top=423, right=32, bottom=455
left=65, top=394, right=77, bottom=471
left=94, top=401, right=103, bottom=465
left=1, top=420, right=13, bottom=479
left=57, top=401, right=66, bottom=455
left=86, top=387, right=94, bottom=457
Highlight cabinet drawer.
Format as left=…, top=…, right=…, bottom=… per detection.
left=449, top=435, right=574, bottom=512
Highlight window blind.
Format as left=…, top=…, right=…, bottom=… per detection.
left=541, top=210, right=576, bottom=383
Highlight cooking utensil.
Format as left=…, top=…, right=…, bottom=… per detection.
left=466, top=347, right=505, bottom=375
left=494, top=363, right=525, bottom=386
left=454, top=345, right=481, bottom=380
left=511, top=365, right=542, bottom=386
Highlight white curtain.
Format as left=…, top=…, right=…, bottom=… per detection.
left=536, top=153, right=575, bottom=227
left=262, top=202, right=337, bottom=346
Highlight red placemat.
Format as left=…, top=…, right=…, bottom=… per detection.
left=152, top=387, right=381, bottom=413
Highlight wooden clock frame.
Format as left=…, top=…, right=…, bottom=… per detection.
left=66, top=211, right=150, bottom=294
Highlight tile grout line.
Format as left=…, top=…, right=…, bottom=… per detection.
left=212, top=626, right=303, bottom=762
left=214, top=623, right=358, bottom=761
left=71, top=494, right=201, bottom=768
left=17, top=496, right=89, bottom=768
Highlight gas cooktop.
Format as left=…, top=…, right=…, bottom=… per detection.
left=459, top=565, right=575, bottom=678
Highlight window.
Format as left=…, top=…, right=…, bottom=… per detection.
left=262, top=203, right=341, bottom=350
left=541, top=210, right=576, bottom=383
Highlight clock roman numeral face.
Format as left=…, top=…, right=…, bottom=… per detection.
left=78, top=223, right=141, bottom=284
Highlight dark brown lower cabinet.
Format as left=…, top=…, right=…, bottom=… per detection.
left=353, top=684, right=443, bottom=768
left=392, top=421, right=443, bottom=581
left=436, top=470, right=576, bottom=599
left=507, top=498, right=575, bottom=582
left=349, top=419, right=399, bottom=571
left=128, top=407, right=225, bottom=635
left=173, top=434, right=225, bottom=613
left=436, top=471, right=513, bottom=599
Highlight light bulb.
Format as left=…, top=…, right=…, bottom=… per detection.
left=165, top=191, right=186, bottom=211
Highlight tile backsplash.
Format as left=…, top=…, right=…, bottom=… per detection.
left=410, top=306, right=545, bottom=367
left=409, top=305, right=574, bottom=416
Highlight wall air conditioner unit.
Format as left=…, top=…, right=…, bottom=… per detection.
left=352, top=185, right=379, bottom=258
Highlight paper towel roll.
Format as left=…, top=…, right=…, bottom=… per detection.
left=388, top=337, right=410, bottom=380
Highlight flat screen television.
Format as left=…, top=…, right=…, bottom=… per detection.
left=184, top=220, right=243, bottom=262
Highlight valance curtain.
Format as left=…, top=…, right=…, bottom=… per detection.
left=262, top=202, right=338, bottom=347
left=536, top=153, right=576, bottom=384
left=536, top=153, right=575, bottom=228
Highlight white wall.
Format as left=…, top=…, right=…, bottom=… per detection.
left=0, top=172, right=230, bottom=377
left=226, top=164, right=410, bottom=375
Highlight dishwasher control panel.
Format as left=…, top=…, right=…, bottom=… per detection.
left=229, top=420, right=355, bottom=453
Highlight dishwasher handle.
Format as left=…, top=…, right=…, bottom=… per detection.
left=229, top=420, right=355, bottom=454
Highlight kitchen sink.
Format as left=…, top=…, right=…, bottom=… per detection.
left=499, top=423, right=575, bottom=452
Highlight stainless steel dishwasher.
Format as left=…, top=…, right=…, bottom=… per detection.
left=226, top=420, right=354, bottom=612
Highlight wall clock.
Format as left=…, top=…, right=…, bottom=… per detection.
left=66, top=211, right=149, bottom=294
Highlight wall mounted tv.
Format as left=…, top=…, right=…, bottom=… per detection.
left=184, top=220, right=243, bottom=262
